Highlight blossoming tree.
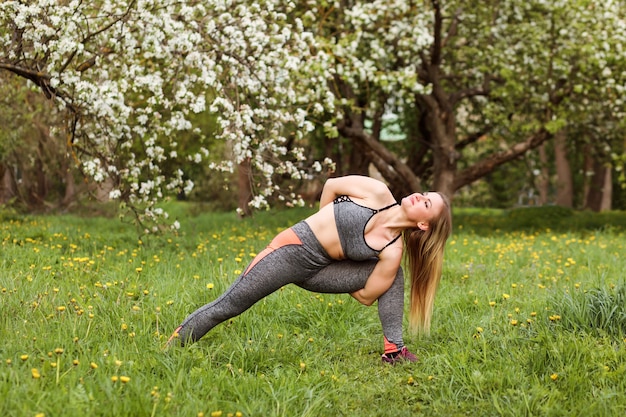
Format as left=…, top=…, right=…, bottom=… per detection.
left=1, top=0, right=624, bottom=226
left=0, top=0, right=332, bottom=230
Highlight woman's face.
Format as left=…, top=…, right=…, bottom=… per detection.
left=401, top=192, right=445, bottom=230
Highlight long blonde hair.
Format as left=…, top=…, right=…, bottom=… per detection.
left=403, top=193, right=452, bottom=334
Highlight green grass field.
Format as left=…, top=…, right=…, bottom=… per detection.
left=1, top=204, right=626, bottom=416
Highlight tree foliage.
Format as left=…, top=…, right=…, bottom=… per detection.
left=1, top=0, right=625, bottom=226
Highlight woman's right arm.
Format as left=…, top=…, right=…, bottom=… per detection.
left=319, top=175, right=389, bottom=208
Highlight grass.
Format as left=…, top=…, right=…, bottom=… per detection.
left=1, top=204, right=626, bottom=416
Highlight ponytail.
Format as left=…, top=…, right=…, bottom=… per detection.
left=403, top=193, right=452, bottom=334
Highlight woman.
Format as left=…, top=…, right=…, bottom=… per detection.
left=168, top=175, right=452, bottom=364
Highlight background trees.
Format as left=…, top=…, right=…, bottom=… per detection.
left=303, top=0, right=626, bottom=209
left=1, top=0, right=624, bottom=224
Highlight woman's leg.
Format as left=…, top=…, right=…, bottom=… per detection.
left=297, top=260, right=406, bottom=352
left=170, top=223, right=332, bottom=345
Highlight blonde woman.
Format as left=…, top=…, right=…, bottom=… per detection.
left=169, top=175, right=452, bottom=364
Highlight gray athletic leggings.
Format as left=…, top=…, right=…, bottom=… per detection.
left=174, top=221, right=405, bottom=351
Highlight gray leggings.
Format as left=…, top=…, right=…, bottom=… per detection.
left=175, top=221, right=405, bottom=350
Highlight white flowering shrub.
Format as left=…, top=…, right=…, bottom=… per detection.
left=0, top=0, right=333, bottom=229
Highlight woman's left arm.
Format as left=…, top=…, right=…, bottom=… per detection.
left=350, top=246, right=403, bottom=306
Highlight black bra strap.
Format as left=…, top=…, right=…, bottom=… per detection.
left=380, top=233, right=402, bottom=251
left=374, top=202, right=399, bottom=213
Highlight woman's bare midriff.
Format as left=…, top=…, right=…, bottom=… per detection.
left=303, top=204, right=345, bottom=260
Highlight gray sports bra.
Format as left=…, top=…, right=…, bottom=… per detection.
left=333, top=195, right=401, bottom=261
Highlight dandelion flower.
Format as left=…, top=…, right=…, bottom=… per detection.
left=550, top=373, right=558, bottom=381
left=32, top=368, right=41, bottom=379
left=120, top=376, right=130, bottom=383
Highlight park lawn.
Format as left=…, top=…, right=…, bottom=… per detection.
left=1, top=204, right=626, bottom=417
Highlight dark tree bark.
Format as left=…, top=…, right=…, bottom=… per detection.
left=554, top=129, right=573, bottom=207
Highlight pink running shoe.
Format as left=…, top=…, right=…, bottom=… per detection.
left=381, top=346, right=418, bottom=364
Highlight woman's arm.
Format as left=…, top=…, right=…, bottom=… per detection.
left=350, top=245, right=403, bottom=306
left=319, top=175, right=390, bottom=208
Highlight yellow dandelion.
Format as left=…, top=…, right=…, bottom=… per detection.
left=57, top=306, right=66, bottom=312
left=120, top=376, right=130, bottom=383
left=136, top=267, right=143, bottom=273
left=502, top=293, right=510, bottom=300
left=407, top=376, right=415, bottom=385
left=20, top=355, right=29, bottom=361
left=210, top=411, right=223, bottom=417
left=510, top=320, right=519, bottom=326
left=550, top=373, right=558, bottom=381
left=90, top=362, right=98, bottom=369
left=489, top=301, right=496, bottom=307
left=206, top=283, right=214, bottom=289
left=300, top=362, right=306, bottom=370
left=54, top=348, right=64, bottom=355
left=111, top=375, right=119, bottom=382
left=31, top=368, right=41, bottom=379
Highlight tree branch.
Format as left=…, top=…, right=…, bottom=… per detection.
left=453, top=129, right=552, bottom=190
left=338, top=119, right=422, bottom=194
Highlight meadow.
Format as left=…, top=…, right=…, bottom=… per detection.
left=1, top=204, right=626, bottom=417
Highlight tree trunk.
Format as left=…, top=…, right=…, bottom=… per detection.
left=600, top=167, right=612, bottom=211
left=348, top=140, right=370, bottom=175
left=554, top=129, right=573, bottom=207
left=0, top=163, right=16, bottom=204
left=237, top=158, right=253, bottom=218
left=61, top=167, right=76, bottom=208
left=537, top=143, right=549, bottom=205
left=586, top=159, right=612, bottom=212
left=582, top=145, right=593, bottom=205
